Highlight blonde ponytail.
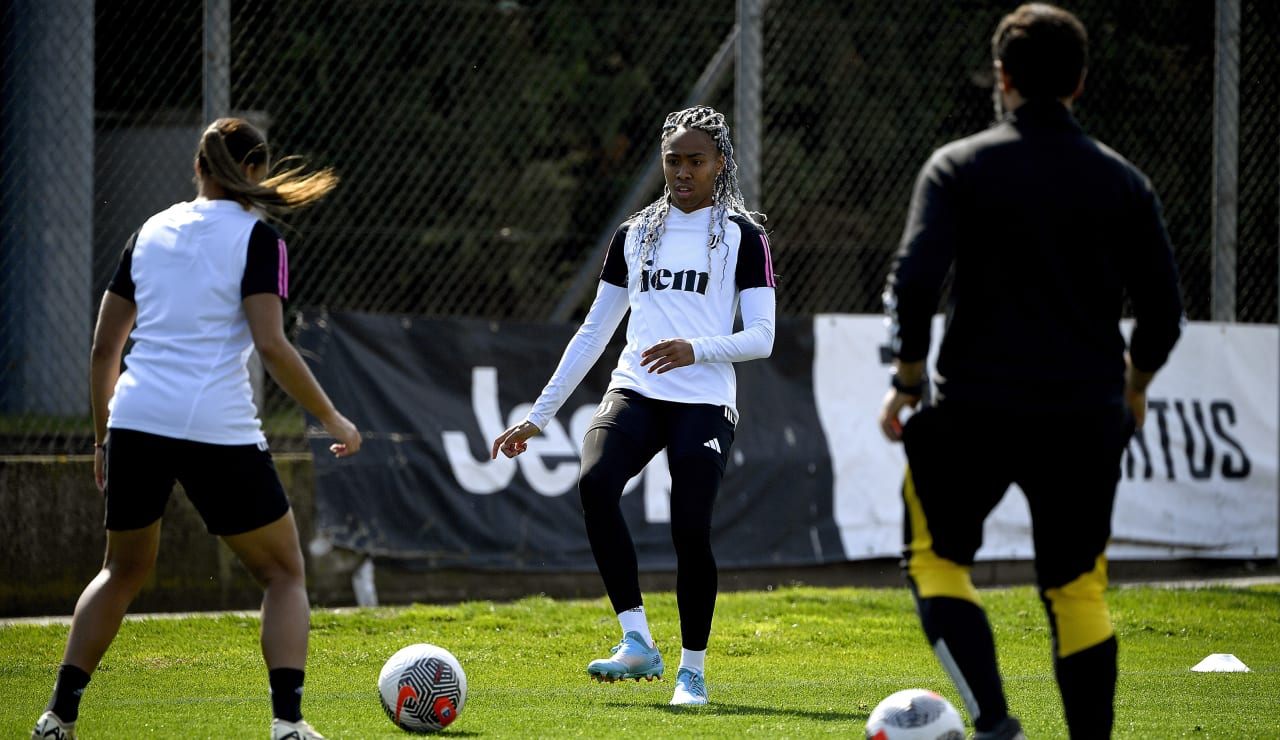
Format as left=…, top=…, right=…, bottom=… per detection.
left=197, top=118, right=338, bottom=216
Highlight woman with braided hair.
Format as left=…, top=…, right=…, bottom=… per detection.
left=32, top=118, right=361, bottom=740
left=491, top=105, right=776, bottom=706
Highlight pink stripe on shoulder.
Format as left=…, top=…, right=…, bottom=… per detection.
left=760, top=234, right=776, bottom=287
left=277, top=238, right=289, bottom=299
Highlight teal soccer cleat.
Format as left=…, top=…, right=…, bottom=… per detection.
left=587, top=631, right=664, bottom=682
left=669, top=666, right=709, bottom=706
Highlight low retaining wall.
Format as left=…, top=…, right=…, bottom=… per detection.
left=1, top=454, right=317, bottom=617
left=2, top=456, right=1275, bottom=618
left=0, top=453, right=615, bottom=617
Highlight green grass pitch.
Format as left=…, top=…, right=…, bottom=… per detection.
left=3, top=583, right=1278, bottom=737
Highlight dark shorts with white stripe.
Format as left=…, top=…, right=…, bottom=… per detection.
left=102, top=427, right=290, bottom=535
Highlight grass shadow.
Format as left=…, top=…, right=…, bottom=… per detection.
left=599, top=699, right=865, bottom=723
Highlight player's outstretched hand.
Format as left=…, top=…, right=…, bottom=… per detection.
left=492, top=421, right=542, bottom=459
left=322, top=411, right=362, bottom=457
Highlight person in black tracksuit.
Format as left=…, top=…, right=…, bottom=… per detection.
left=877, top=4, right=1184, bottom=739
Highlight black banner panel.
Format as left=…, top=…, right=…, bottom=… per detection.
left=297, top=310, right=840, bottom=571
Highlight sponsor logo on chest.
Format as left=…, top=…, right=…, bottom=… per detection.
left=640, top=260, right=710, bottom=295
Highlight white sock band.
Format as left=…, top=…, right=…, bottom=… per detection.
left=618, top=606, right=653, bottom=647
left=680, top=648, right=706, bottom=673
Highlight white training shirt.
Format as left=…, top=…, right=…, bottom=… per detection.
left=526, top=205, right=776, bottom=430
left=105, top=198, right=289, bottom=445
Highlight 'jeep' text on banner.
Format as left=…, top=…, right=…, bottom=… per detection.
left=298, top=310, right=843, bottom=570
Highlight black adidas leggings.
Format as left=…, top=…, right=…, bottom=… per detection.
left=578, top=389, right=736, bottom=651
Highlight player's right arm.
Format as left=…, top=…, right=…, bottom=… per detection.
left=90, top=232, right=140, bottom=489
left=492, top=226, right=631, bottom=460
left=90, top=291, right=136, bottom=489
left=490, top=279, right=629, bottom=459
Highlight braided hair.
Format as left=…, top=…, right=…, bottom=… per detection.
left=629, top=105, right=765, bottom=272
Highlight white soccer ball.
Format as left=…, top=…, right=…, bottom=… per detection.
left=378, top=643, right=468, bottom=733
left=865, top=688, right=966, bottom=740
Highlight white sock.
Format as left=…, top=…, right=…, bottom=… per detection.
left=618, top=606, right=653, bottom=647
left=680, top=648, right=706, bottom=673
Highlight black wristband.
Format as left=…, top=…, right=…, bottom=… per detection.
left=891, top=374, right=925, bottom=396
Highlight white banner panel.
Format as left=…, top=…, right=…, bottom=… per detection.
left=814, top=315, right=1278, bottom=561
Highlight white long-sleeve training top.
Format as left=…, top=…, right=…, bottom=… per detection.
left=526, top=205, right=776, bottom=430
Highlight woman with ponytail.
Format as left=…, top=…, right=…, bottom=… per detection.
left=33, top=118, right=361, bottom=740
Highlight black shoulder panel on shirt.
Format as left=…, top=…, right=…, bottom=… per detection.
left=106, top=230, right=140, bottom=302
left=599, top=222, right=631, bottom=287
left=242, top=220, right=288, bottom=299
left=728, top=213, right=765, bottom=239
left=728, top=214, right=776, bottom=290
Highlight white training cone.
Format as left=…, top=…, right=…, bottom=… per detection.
left=1191, top=653, right=1250, bottom=672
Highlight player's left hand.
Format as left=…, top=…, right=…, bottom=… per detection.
left=641, top=338, right=695, bottom=374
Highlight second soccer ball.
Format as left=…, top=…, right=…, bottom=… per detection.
left=865, top=688, right=965, bottom=740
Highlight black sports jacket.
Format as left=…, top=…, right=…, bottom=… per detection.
left=885, top=99, right=1184, bottom=410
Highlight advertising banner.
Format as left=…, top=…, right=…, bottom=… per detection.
left=298, top=310, right=843, bottom=570
left=813, top=315, right=1278, bottom=561
left=300, top=310, right=1277, bottom=570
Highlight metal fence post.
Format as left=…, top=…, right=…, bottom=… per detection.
left=204, top=0, right=230, bottom=124
left=0, top=0, right=94, bottom=417
left=1212, top=0, right=1239, bottom=322
left=735, top=0, right=762, bottom=211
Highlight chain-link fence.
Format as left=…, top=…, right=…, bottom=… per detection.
left=3, top=0, right=1277, bottom=454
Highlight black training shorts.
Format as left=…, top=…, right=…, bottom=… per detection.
left=586, top=387, right=738, bottom=474
left=901, top=402, right=1134, bottom=590
left=102, top=427, right=290, bottom=535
